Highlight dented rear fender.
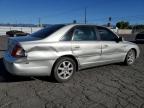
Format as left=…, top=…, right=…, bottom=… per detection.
left=20, top=41, right=73, bottom=61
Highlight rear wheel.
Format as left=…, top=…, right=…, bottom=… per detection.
left=124, top=49, right=136, bottom=65
left=53, top=57, right=76, bottom=83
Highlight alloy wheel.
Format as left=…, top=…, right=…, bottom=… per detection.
left=127, top=50, right=135, bottom=65
left=57, top=61, right=74, bottom=80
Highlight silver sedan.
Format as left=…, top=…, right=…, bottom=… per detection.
left=3, top=24, right=140, bottom=82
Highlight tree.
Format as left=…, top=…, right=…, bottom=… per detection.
left=116, top=21, right=129, bottom=29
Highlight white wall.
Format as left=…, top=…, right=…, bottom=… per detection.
left=0, top=26, right=42, bottom=35
left=111, top=29, right=132, bottom=34
left=117, top=29, right=132, bottom=34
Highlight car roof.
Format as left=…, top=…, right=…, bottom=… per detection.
left=45, top=24, right=107, bottom=29
left=66, top=23, right=105, bottom=27
left=60, top=24, right=110, bottom=31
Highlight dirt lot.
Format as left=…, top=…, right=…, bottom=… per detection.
left=0, top=36, right=144, bottom=108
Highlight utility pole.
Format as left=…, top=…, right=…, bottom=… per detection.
left=38, top=17, right=41, bottom=27
left=85, top=8, right=87, bottom=24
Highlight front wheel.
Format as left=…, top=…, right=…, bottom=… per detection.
left=53, top=57, right=76, bottom=83
left=124, top=49, right=136, bottom=65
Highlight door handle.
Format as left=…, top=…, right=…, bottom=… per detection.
left=103, top=45, right=108, bottom=48
left=74, top=46, right=80, bottom=49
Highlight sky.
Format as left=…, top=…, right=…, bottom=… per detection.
left=0, top=0, right=144, bottom=25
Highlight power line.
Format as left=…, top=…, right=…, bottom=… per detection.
left=41, top=7, right=83, bottom=19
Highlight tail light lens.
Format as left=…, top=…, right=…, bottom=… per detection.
left=11, top=43, right=26, bottom=57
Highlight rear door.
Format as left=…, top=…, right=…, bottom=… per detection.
left=71, top=26, right=101, bottom=67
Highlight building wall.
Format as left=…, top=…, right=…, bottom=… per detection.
left=117, top=29, right=132, bottom=34
left=111, top=29, right=132, bottom=34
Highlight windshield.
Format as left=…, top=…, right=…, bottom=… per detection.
left=30, top=24, right=65, bottom=38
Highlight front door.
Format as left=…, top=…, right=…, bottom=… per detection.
left=97, top=26, right=126, bottom=63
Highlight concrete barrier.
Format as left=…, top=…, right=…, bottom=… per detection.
left=0, top=36, right=8, bottom=58
left=0, top=36, right=8, bottom=51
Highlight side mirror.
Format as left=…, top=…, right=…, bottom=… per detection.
left=116, top=37, right=123, bottom=42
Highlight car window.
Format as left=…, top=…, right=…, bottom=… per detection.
left=30, top=24, right=65, bottom=38
left=97, top=27, right=118, bottom=41
left=73, top=27, right=97, bottom=41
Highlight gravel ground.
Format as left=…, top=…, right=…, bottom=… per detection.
left=0, top=36, right=144, bottom=108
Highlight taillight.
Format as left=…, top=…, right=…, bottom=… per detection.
left=11, top=43, right=26, bottom=57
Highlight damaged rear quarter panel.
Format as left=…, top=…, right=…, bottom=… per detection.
left=20, top=41, right=73, bottom=61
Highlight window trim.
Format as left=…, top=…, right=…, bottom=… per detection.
left=71, top=25, right=98, bottom=41
left=94, top=26, right=101, bottom=41
left=60, top=27, right=74, bottom=41
left=60, top=25, right=120, bottom=42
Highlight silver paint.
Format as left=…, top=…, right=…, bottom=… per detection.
left=3, top=24, right=140, bottom=76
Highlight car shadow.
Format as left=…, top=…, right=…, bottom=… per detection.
left=0, top=58, right=34, bottom=83
left=0, top=58, right=56, bottom=83
left=79, top=62, right=126, bottom=71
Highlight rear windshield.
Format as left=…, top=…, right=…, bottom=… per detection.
left=30, top=24, right=65, bottom=38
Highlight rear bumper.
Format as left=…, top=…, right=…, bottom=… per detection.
left=3, top=52, right=54, bottom=76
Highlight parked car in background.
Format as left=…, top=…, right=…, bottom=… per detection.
left=135, top=32, right=144, bottom=42
left=6, top=30, right=29, bottom=37
left=3, top=24, right=140, bottom=83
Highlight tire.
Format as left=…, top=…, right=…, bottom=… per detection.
left=53, top=57, right=76, bottom=83
left=124, top=49, right=136, bottom=65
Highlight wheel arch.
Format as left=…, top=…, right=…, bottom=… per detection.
left=131, top=48, right=137, bottom=58
left=51, top=55, right=79, bottom=73
left=125, top=47, right=138, bottom=58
